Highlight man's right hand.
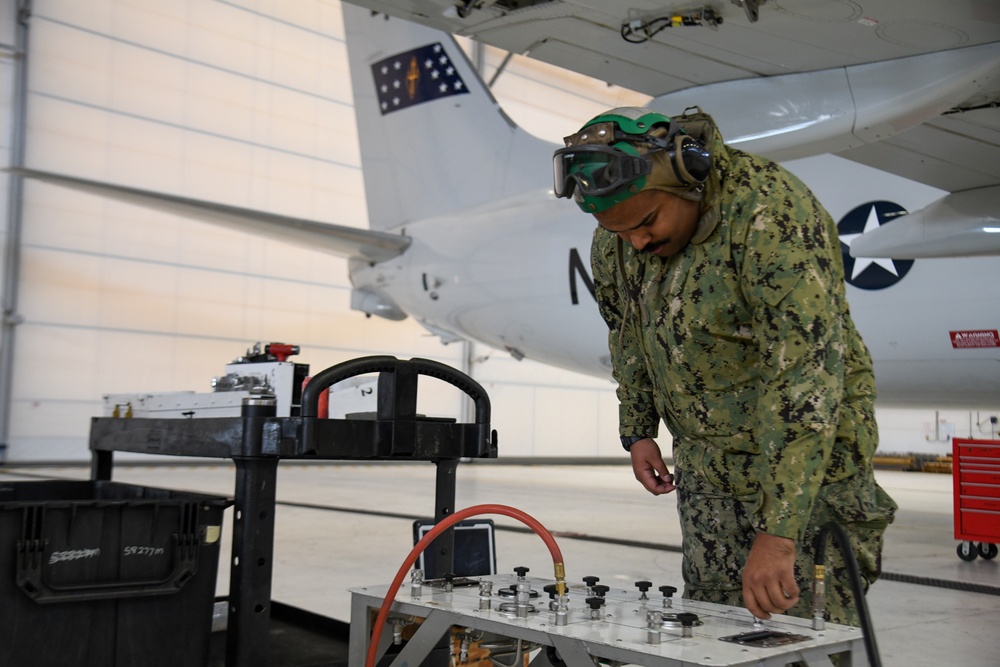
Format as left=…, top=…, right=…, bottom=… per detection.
left=629, top=438, right=675, bottom=495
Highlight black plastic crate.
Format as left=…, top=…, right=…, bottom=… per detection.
left=0, top=480, right=231, bottom=667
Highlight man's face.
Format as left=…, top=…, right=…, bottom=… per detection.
left=593, top=189, right=700, bottom=258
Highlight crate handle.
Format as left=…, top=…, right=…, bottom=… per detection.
left=15, top=524, right=201, bottom=604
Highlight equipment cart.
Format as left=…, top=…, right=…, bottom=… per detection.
left=952, top=437, right=1000, bottom=561
left=88, top=355, right=498, bottom=667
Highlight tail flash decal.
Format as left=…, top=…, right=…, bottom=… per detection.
left=371, top=43, right=468, bottom=114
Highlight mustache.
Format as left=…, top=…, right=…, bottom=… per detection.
left=643, top=239, right=667, bottom=253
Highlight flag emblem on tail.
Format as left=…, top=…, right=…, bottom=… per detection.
left=371, top=42, right=469, bottom=115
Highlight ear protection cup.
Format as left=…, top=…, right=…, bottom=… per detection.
left=669, top=133, right=712, bottom=187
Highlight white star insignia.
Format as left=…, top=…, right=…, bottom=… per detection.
left=840, top=206, right=900, bottom=280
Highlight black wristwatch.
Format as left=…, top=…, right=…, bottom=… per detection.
left=620, top=435, right=649, bottom=452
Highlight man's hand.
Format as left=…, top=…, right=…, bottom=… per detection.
left=629, top=438, right=675, bottom=495
left=742, top=532, right=800, bottom=619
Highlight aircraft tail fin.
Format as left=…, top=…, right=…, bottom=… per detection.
left=342, top=4, right=550, bottom=231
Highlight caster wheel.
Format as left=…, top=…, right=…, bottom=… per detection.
left=978, top=542, right=998, bottom=560
left=957, top=541, right=979, bottom=561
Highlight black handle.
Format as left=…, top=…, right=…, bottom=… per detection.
left=300, top=356, right=493, bottom=457
left=302, top=355, right=490, bottom=424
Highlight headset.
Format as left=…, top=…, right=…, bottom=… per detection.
left=553, top=108, right=712, bottom=213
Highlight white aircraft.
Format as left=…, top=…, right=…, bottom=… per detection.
left=21, top=2, right=1000, bottom=409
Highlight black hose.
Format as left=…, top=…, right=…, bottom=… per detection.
left=813, top=522, right=882, bottom=667
left=544, top=646, right=567, bottom=667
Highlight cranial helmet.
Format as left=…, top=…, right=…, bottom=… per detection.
left=552, top=107, right=712, bottom=213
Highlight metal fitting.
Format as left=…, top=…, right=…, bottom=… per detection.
left=515, top=580, right=531, bottom=618
left=410, top=569, right=423, bottom=598
left=812, top=564, right=827, bottom=631
left=479, top=579, right=493, bottom=611
left=646, top=611, right=663, bottom=645
left=555, top=595, right=569, bottom=626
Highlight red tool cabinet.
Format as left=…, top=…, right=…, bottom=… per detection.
left=952, top=437, right=1000, bottom=560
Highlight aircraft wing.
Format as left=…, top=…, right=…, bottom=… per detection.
left=14, top=169, right=411, bottom=263
left=343, top=2, right=999, bottom=99
left=342, top=0, right=1000, bottom=257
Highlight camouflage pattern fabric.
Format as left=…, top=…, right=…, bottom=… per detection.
left=590, top=122, right=897, bottom=622
left=676, top=467, right=894, bottom=626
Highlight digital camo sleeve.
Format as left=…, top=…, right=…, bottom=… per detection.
left=590, top=229, right=660, bottom=439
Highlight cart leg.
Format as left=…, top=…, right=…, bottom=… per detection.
left=427, top=458, right=458, bottom=578
left=91, top=450, right=113, bottom=481
left=226, top=456, right=279, bottom=667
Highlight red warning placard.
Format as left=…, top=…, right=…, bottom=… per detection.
left=950, top=330, right=1000, bottom=349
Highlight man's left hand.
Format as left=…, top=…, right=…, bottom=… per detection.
left=742, top=532, right=800, bottom=620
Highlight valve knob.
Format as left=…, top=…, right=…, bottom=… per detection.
left=513, top=566, right=530, bottom=578
left=592, top=584, right=610, bottom=598
left=586, top=596, right=604, bottom=611
left=676, top=612, right=698, bottom=638
left=582, top=575, right=600, bottom=587
left=635, top=580, right=652, bottom=593
left=543, top=584, right=558, bottom=599
left=659, top=585, right=677, bottom=598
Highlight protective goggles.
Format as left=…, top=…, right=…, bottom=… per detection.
left=552, top=144, right=654, bottom=199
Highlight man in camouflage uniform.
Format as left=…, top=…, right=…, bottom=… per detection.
left=553, top=107, right=897, bottom=626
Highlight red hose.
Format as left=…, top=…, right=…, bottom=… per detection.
left=365, top=504, right=566, bottom=667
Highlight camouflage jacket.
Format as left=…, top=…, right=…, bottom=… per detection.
left=591, top=134, right=879, bottom=542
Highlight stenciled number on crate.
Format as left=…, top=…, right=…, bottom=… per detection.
left=48, top=548, right=101, bottom=565
left=123, top=546, right=166, bottom=557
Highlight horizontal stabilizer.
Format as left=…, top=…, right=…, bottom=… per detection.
left=850, top=186, right=1000, bottom=258
left=14, top=168, right=411, bottom=262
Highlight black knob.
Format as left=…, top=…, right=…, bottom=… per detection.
left=586, top=596, right=604, bottom=611
left=582, top=576, right=600, bottom=587
left=676, top=612, right=698, bottom=627
left=635, top=580, right=652, bottom=593
left=659, top=585, right=677, bottom=598
left=513, top=566, right=530, bottom=578
left=592, top=584, right=610, bottom=597
left=543, top=584, right=558, bottom=599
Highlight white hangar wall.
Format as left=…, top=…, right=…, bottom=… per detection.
left=0, top=0, right=981, bottom=464
left=3, top=0, right=643, bottom=463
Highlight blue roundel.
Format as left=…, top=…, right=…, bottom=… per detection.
left=837, top=201, right=914, bottom=290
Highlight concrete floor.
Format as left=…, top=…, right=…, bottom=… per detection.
left=2, top=462, right=998, bottom=666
